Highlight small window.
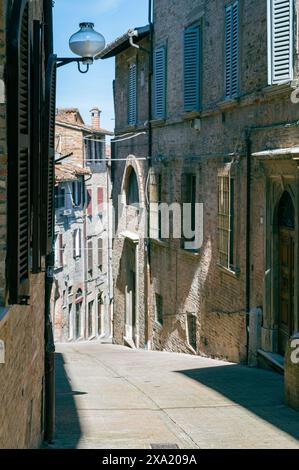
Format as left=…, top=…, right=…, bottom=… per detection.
left=87, top=189, right=93, bottom=216
left=187, top=313, right=197, bottom=351
left=55, top=233, right=64, bottom=268
left=72, top=179, right=82, bottom=207
left=88, top=301, right=94, bottom=338
left=127, top=169, right=139, bottom=206
left=98, top=237, right=103, bottom=270
left=218, top=174, right=235, bottom=270
left=73, top=229, right=81, bottom=258
left=88, top=239, right=93, bottom=276
left=155, top=294, right=164, bottom=325
left=181, top=174, right=196, bottom=248
left=55, top=186, right=65, bottom=209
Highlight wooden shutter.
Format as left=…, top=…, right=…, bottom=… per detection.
left=98, top=238, right=103, bottom=268
left=268, top=0, right=293, bottom=84
left=184, top=26, right=200, bottom=111
left=88, top=240, right=93, bottom=273
left=41, top=53, right=57, bottom=255
left=87, top=189, right=93, bottom=215
left=73, top=231, right=76, bottom=258
left=154, top=46, right=166, bottom=119
left=225, top=2, right=239, bottom=98
left=7, top=1, right=31, bottom=304
left=32, top=20, right=42, bottom=273
left=128, top=63, right=137, bottom=125
left=97, top=187, right=104, bottom=213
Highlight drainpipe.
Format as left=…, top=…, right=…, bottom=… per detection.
left=44, top=252, right=55, bottom=444
left=146, top=0, right=154, bottom=348
left=245, top=131, right=252, bottom=364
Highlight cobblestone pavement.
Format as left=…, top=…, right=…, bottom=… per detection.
left=51, top=342, right=299, bottom=449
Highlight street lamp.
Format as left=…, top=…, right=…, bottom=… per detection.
left=57, top=22, right=106, bottom=73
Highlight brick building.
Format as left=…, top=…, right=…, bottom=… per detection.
left=0, top=0, right=56, bottom=447
left=52, top=108, right=113, bottom=343
left=101, top=0, right=299, bottom=409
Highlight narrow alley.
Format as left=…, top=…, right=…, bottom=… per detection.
left=53, top=343, right=299, bottom=449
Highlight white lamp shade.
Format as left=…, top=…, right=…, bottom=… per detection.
left=69, top=22, right=105, bottom=58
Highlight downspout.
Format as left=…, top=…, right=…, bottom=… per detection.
left=245, top=131, right=252, bottom=365
left=146, top=0, right=154, bottom=349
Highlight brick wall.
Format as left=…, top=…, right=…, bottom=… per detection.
left=0, top=273, right=45, bottom=448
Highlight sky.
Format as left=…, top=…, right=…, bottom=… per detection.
left=54, top=0, right=149, bottom=132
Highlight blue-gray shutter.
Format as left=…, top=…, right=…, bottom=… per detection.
left=154, top=46, right=166, bottom=119
left=184, top=26, right=200, bottom=112
left=269, top=0, right=293, bottom=84
left=225, top=1, right=239, bottom=98
left=128, top=63, right=137, bottom=125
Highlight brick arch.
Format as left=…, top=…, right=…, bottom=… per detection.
left=121, top=155, right=145, bottom=206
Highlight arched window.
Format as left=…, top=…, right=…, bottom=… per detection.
left=126, top=169, right=139, bottom=206
left=278, top=191, right=295, bottom=229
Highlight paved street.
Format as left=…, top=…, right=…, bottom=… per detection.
left=52, top=342, right=299, bottom=449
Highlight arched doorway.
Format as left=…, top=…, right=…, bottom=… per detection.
left=75, top=289, right=83, bottom=340
left=277, top=191, right=295, bottom=355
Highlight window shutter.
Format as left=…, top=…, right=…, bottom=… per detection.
left=128, top=63, right=137, bottom=125
left=88, top=240, right=93, bottom=273
left=73, top=231, right=76, bottom=258
left=7, top=1, right=31, bottom=303
left=154, top=46, right=166, bottom=119
left=184, top=26, right=200, bottom=112
left=41, top=53, right=57, bottom=255
left=32, top=20, right=42, bottom=273
left=87, top=189, right=93, bottom=215
left=98, top=238, right=103, bottom=268
left=97, top=187, right=104, bottom=213
left=59, top=234, right=63, bottom=267
left=225, top=2, right=239, bottom=98
left=268, top=0, right=293, bottom=84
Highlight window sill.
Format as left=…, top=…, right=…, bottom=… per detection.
left=150, top=118, right=167, bottom=128
left=263, top=81, right=294, bottom=98
left=182, top=110, right=201, bottom=121
left=217, top=263, right=240, bottom=279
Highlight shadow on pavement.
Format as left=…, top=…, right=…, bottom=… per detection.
left=54, top=353, right=82, bottom=448
left=176, top=364, right=299, bottom=441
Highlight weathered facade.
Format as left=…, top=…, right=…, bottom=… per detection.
left=101, top=0, right=299, bottom=409
left=0, top=0, right=55, bottom=448
left=52, top=108, right=113, bottom=343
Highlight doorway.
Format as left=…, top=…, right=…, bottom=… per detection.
left=124, top=239, right=137, bottom=344
left=277, top=191, right=295, bottom=355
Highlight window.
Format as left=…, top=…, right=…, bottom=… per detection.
left=155, top=294, right=164, bottom=325
left=55, top=233, right=64, bottom=268
left=95, top=140, right=103, bottom=162
left=68, top=304, right=73, bottom=340
left=157, top=175, right=163, bottom=240
left=72, top=179, right=82, bottom=207
left=128, top=63, right=137, bottom=125
left=88, top=301, right=94, bottom=338
left=73, top=229, right=81, bottom=258
left=225, top=1, right=239, bottom=98
left=181, top=174, right=196, bottom=247
left=87, top=189, right=93, bottom=216
left=154, top=46, right=167, bottom=119
left=97, top=187, right=104, bottom=214
left=187, top=313, right=197, bottom=351
left=218, top=174, right=235, bottom=270
left=55, top=186, right=65, bottom=209
left=268, top=0, right=293, bottom=84
left=88, top=239, right=93, bottom=275
left=98, top=293, right=104, bottom=336
left=98, top=237, right=103, bottom=270
left=127, top=169, right=139, bottom=206
left=184, top=25, right=201, bottom=111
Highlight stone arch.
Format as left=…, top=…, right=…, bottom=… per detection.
left=121, top=155, right=145, bottom=207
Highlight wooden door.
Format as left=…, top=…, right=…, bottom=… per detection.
left=278, top=192, right=295, bottom=355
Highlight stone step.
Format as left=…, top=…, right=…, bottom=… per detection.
left=257, top=349, right=285, bottom=375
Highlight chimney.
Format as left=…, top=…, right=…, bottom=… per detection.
left=90, top=107, right=101, bottom=129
